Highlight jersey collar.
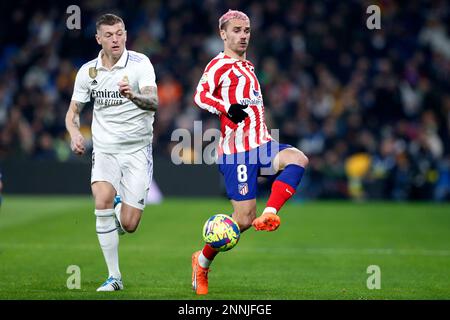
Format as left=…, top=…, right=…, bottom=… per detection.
left=95, top=48, right=129, bottom=70
left=220, top=52, right=252, bottom=66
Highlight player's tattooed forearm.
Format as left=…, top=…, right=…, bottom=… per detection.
left=72, top=115, right=80, bottom=129
left=130, top=87, right=158, bottom=111
left=69, top=101, right=84, bottom=129
left=74, top=101, right=85, bottom=113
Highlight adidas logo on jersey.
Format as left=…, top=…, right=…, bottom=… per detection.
left=91, top=79, right=98, bottom=86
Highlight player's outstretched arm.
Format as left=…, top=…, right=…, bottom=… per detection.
left=65, top=100, right=86, bottom=155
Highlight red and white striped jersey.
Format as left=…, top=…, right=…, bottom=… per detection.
left=194, top=52, right=272, bottom=155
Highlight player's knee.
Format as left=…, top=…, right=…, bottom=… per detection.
left=290, top=150, right=308, bottom=168
left=92, top=183, right=115, bottom=209
left=280, top=149, right=308, bottom=169
left=121, top=219, right=139, bottom=233
left=297, top=151, right=309, bottom=167
left=95, top=200, right=114, bottom=210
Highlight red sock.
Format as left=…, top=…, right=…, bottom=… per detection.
left=266, top=180, right=296, bottom=213
left=202, top=244, right=219, bottom=260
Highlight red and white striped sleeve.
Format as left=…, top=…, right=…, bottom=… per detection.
left=194, top=58, right=233, bottom=115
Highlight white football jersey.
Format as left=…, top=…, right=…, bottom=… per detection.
left=72, top=49, right=157, bottom=154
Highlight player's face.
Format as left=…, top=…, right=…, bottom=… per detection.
left=221, top=19, right=251, bottom=55
left=96, top=23, right=127, bottom=59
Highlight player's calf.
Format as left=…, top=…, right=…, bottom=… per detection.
left=231, top=199, right=256, bottom=232
left=232, top=211, right=255, bottom=232
left=95, top=209, right=121, bottom=281
left=119, top=204, right=143, bottom=233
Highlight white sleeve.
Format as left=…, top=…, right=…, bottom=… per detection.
left=71, top=68, right=91, bottom=103
left=137, top=57, right=157, bottom=89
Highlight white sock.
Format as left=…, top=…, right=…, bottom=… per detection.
left=198, top=252, right=212, bottom=268
left=95, top=209, right=121, bottom=279
left=263, top=207, right=278, bottom=215
left=114, top=202, right=123, bottom=229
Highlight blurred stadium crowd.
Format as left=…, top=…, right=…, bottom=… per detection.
left=0, top=0, right=449, bottom=201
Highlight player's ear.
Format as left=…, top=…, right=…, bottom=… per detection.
left=220, top=29, right=227, bottom=41
left=95, top=32, right=101, bottom=45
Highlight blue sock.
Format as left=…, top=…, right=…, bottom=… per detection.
left=275, top=164, right=305, bottom=190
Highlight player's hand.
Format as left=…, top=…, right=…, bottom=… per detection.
left=226, top=103, right=249, bottom=124
left=70, top=134, right=86, bottom=155
left=118, top=80, right=134, bottom=99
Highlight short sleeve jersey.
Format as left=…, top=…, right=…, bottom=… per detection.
left=72, top=49, right=157, bottom=153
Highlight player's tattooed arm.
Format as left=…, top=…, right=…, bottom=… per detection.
left=130, top=86, right=158, bottom=111
left=71, top=101, right=85, bottom=128
left=65, top=100, right=86, bottom=155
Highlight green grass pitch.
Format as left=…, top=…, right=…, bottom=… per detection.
left=0, top=196, right=449, bottom=300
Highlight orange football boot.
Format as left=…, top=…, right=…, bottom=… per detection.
left=252, top=213, right=281, bottom=231
left=192, top=251, right=210, bottom=295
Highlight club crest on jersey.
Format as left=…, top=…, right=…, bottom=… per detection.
left=89, top=67, right=97, bottom=79
left=238, top=183, right=249, bottom=196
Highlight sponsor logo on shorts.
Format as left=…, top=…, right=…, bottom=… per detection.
left=138, top=198, right=144, bottom=205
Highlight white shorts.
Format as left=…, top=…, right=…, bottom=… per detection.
left=91, top=144, right=153, bottom=210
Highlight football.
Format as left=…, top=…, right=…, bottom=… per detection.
left=202, top=214, right=240, bottom=252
